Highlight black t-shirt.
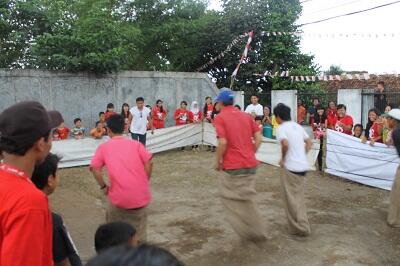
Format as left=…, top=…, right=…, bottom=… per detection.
left=374, top=92, right=387, bottom=114
left=52, top=212, right=82, bottom=266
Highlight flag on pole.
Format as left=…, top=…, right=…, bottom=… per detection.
left=231, top=31, right=254, bottom=78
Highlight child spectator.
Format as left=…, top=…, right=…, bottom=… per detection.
left=307, top=97, right=320, bottom=125
left=362, top=108, right=383, bottom=146
left=353, top=124, right=364, bottom=139
left=56, top=122, right=70, bottom=140
left=87, top=245, right=183, bottom=266
left=190, top=101, right=202, bottom=152
left=262, top=105, right=272, bottom=126
left=234, top=104, right=242, bottom=111
left=71, top=118, right=85, bottom=139
left=91, top=121, right=107, bottom=139
left=313, top=105, right=327, bottom=140
left=255, top=116, right=263, bottom=130
left=274, top=103, right=312, bottom=236
left=152, top=100, right=168, bottom=129
left=105, top=103, right=117, bottom=120
left=335, top=104, right=353, bottom=135
left=297, top=99, right=306, bottom=125
left=31, top=153, right=82, bottom=266
left=95, top=222, right=138, bottom=254
left=203, top=96, right=214, bottom=122
left=174, top=101, right=191, bottom=126
left=326, top=101, right=337, bottom=130
left=121, top=103, right=132, bottom=134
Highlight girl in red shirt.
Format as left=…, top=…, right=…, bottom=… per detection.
left=326, top=101, right=338, bottom=129
left=57, top=122, right=70, bottom=140
left=362, top=108, right=383, bottom=146
left=174, top=101, right=191, bottom=126
left=203, top=96, right=213, bottom=123
left=190, top=101, right=202, bottom=151
left=121, top=103, right=132, bottom=134
left=152, top=100, right=168, bottom=129
left=105, top=103, right=117, bottom=120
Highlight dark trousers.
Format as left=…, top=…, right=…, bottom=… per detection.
left=131, top=133, right=147, bottom=146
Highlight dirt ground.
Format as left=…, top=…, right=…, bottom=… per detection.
left=50, top=149, right=400, bottom=265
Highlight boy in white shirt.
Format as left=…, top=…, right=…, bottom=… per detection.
left=130, top=97, right=154, bottom=146
left=245, top=94, right=263, bottom=117
left=274, top=103, right=313, bottom=237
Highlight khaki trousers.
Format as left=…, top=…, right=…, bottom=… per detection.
left=218, top=170, right=265, bottom=241
left=388, top=167, right=400, bottom=227
left=280, top=169, right=311, bottom=236
left=106, top=204, right=148, bottom=242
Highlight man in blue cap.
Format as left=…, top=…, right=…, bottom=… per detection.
left=213, top=88, right=266, bottom=242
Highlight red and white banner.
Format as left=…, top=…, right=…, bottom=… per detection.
left=232, top=31, right=254, bottom=77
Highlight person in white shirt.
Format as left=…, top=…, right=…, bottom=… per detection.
left=274, top=103, right=313, bottom=237
left=245, top=95, right=263, bottom=117
left=130, top=97, right=154, bottom=146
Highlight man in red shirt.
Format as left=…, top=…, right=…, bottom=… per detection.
left=335, top=104, right=354, bottom=135
left=213, top=89, right=266, bottom=242
left=0, top=101, right=63, bottom=266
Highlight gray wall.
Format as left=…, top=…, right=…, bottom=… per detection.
left=0, top=70, right=219, bottom=129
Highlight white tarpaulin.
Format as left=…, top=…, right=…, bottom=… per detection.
left=325, top=129, right=399, bottom=190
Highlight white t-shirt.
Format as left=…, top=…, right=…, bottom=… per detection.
left=130, top=106, right=151, bottom=135
left=277, top=121, right=310, bottom=172
left=245, top=104, right=263, bottom=116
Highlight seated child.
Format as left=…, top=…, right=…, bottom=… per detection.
left=353, top=124, right=363, bottom=138
left=255, top=116, right=263, bottom=130
left=71, top=118, right=85, bottom=139
left=31, top=153, right=82, bottom=266
left=90, top=121, right=106, bottom=139
left=94, top=222, right=138, bottom=254
left=57, top=122, right=70, bottom=140
left=104, top=103, right=116, bottom=120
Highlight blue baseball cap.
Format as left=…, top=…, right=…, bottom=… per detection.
left=214, top=88, right=234, bottom=105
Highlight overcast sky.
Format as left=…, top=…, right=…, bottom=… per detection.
left=208, top=0, right=400, bottom=73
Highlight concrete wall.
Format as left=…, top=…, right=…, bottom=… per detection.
left=271, top=90, right=297, bottom=122
left=337, top=89, right=362, bottom=124
left=0, top=70, right=219, bottom=129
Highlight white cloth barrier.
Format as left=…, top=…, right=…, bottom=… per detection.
left=325, top=129, right=399, bottom=190
left=53, top=122, right=320, bottom=169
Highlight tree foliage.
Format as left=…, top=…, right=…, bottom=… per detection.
left=0, top=0, right=319, bottom=93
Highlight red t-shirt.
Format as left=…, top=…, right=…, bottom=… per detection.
left=326, top=109, right=337, bottom=129
left=57, top=127, right=70, bottom=140
left=152, top=106, right=167, bottom=129
left=174, top=109, right=191, bottom=126
left=205, top=104, right=213, bottom=122
left=105, top=111, right=117, bottom=121
left=190, top=111, right=203, bottom=123
left=214, top=106, right=260, bottom=170
left=335, top=115, right=353, bottom=135
left=0, top=164, right=53, bottom=266
left=369, top=122, right=382, bottom=142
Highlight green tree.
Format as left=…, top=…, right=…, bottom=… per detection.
left=325, top=65, right=344, bottom=75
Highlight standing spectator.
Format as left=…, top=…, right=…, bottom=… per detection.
left=71, top=118, right=85, bottom=139
left=57, top=122, right=70, bottom=140
left=190, top=101, right=202, bottom=152
left=388, top=122, right=400, bottom=227
left=262, top=105, right=272, bottom=126
left=313, top=105, right=327, bottom=171
left=90, top=114, right=153, bottom=242
left=105, top=103, right=117, bottom=120
left=203, top=96, right=214, bottom=123
left=353, top=124, right=364, bottom=139
left=211, top=102, right=221, bottom=121
left=245, top=94, right=263, bottom=117
left=91, top=121, right=107, bottom=139
left=326, top=101, right=338, bottom=130
left=375, top=81, right=388, bottom=114
left=214, top=89, right=266, bottom=242
left=306, top=97, right=320, bottom=126
left=130, top=97, right=154, bottom=146
left=31, top=153, right=83, bottom=266
left=297, top=99, right=306, bottom=125
left=274, top=103, right=313, bottom=236
left=362, top=108, right=383, bottom=146
left=0, top=101, right=63, bottom=266
left=121, top=103, right=133, bottom=134
left=383, top=109, right=400, bottom=146
left=383, top=105, right=393, bottom=143
left=174, top=101, right=191, bottom=126
left=152, top=100, right=168, bottom=129
left=335, top=104, right=353, bottom=135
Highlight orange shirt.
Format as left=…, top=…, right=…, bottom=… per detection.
left=90, top=128, right=106, bottom=139
left=57, top=127, right=70, bottom=140
left=297, top=106, right=306, bottom=124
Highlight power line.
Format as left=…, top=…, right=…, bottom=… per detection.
left=303, top=0, right=365, bottom=16
left=300, top=0, right=314, bottom=3
left=298, top=0, right=400, bottom=27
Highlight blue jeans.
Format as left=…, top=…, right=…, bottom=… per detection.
left=131, top=133, right=147, bottom=146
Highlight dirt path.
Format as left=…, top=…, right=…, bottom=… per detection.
left=50, top=150, right=400, bottom=265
